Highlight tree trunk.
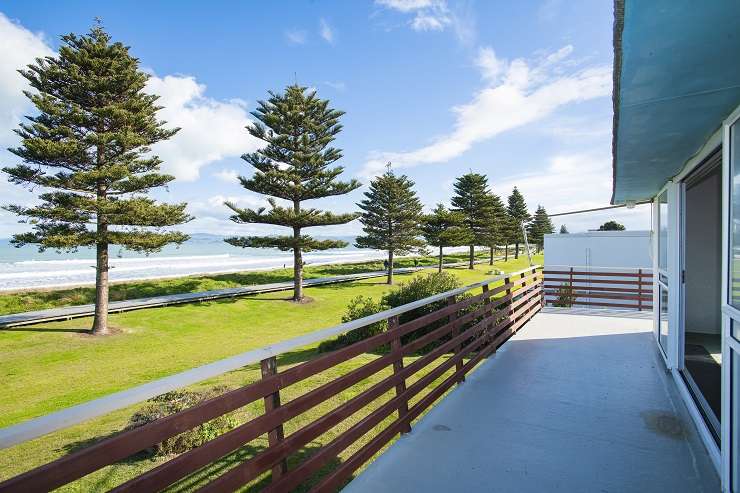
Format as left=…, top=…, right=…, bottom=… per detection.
left=489, top=246, right=494, bottom=265
left=438, top=245, right=443, bottom=273
left=504, top=244, right=509, bottom=262
left=387, top=250, right=394, bottom=285
left=468, top=245, right=474, bottom=269
left=515, top=242, right=520, bottom=259
left=91, top=225, right=109, bottom=335
left=292, top=198, right=303, bottom=302
left=293, top=245, right=303, bottom=301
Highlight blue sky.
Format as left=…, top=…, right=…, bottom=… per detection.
left=0, top=0, right=650, bottom=239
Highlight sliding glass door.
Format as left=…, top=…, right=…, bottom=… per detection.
left=722, top=111, right=740, bottom=491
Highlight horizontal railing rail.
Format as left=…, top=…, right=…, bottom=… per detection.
left=543, top=267, right=652, bottom=311
left=0, top=266, right=543, bottom=493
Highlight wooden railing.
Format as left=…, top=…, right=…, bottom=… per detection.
left=0, top=267, right=543, bottom=493
left=543, top=267, right=653, bottom=311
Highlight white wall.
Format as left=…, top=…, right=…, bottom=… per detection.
left=544, top=231, right=652, bottom=269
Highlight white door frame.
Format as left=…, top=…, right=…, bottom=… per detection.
left=720, top=104, right=740, bottom=491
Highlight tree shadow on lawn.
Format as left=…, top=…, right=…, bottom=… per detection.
left=0, top=326, right=89, bottom=334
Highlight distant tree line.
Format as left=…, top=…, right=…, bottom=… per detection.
left=2, top=24, right=556, bottom=333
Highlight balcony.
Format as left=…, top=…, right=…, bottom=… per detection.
left=345, top=308, right=719, bottom=492
left=0, top=267, right=720, bottom=492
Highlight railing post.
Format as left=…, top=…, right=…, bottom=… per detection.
left=637, top=268, right=643, bottom=311
left=260, top=356, right=288, bottom=480
left=536, top=267, right=545, bottom=308
left=389, top=315, right=411, bottom=434
left=568, top=266, right=574, bottom=308
left=482, top=284, right=494, bottom=356
left=447, top=295, right=465, bottom=384
left=504, top=275, right=513, bottom=317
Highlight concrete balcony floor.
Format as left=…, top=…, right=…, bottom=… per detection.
left=345, top=308, right=719, bottom=493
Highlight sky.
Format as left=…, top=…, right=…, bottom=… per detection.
left=0, top=0, right=651, bottom=240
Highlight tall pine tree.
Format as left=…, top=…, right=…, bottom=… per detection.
left=3, top=24, right=190, bottom=335
left=481, top=192, right=507, bottom=265
left=355, top=167, right=424, bottom=284
left=451, top=172, right=494, bottom=269
left=559, top=224, right=569, bottom=234
left=225, top=85, right=360, bottom=301
left=506, top=186, right=531, bottom=259
left=527, top=205, right=554, bottom=252
left=421, top=204, right=472, bottom=272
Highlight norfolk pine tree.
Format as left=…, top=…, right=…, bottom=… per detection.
left=527, top=205, right=554, bottom=252
left=482, top=192, right=507, bottom=265
left=225, top=85, right=360, bottom=301
left=355, top=167, right=424, bottom=284
left=506, top=186, right=531, bottom=259
left=451, top=172, right=495, bottom=269
left=3, top=25, right=190, bottom=335
left=421, top=204, right=472, bottom=272
left=560, top=224, right=569, bottom=234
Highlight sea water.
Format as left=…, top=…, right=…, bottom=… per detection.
left=0, top=234, right=392, bottom=291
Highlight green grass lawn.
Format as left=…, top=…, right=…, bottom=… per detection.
left=0, top=254, right=542, bottom=491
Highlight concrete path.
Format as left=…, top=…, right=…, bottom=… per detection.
left=345, top=311, right=719, bottom=493
left=0, top=260, right=494, bottom=328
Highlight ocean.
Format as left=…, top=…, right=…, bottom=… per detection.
left=0, top=234, right=395, bottom=292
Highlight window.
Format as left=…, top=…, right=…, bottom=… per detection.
left=731, top=123, right=740, bottom=309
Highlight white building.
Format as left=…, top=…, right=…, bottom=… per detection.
left=544, top=230, right=651, bottom=270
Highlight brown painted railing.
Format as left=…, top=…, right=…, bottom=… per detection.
left=0, top=267, right=543, bottom=493
left=543, top=267, right=653, bottom=311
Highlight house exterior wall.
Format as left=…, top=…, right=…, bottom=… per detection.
left=544, top=231, right=651, bottom=269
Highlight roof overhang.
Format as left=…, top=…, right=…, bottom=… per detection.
left=611, top=0, right=740, bottom=204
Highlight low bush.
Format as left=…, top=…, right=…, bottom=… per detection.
left=318, top=296, right=389, bottom=352
left=127, top=387, right=237, bottom=456
left=319, top=271, right=464, bottom=353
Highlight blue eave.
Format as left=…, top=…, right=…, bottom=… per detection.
left=612, top=0, right=740, bottom=204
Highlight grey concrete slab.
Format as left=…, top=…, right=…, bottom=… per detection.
left=345, top=312, right=719, bottom=493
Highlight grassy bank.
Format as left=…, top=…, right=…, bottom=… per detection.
left=0, top=251, right=497, bottom=316
left=0, top=254, right=541, bottom=490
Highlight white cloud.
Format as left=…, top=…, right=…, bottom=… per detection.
left=0, top=13, right=54, bottom=147
left=360, top=45, right=611, bottom=177
left=475, top=46, right=506, bottom=82
left=214, top=168, right=240, bottom=182
left=319, top=19, right=335, bottom=44
left=411, top=13, right=447, bottom=31
left=145, top=75, right=260, bottom=181
left=376, top=0, right=457, bottom=35
left=324, top=80, right=346, bottom=91
left=285, top=29, right=307, bottom=45
left=490, top=152, right=650, bottom=233
left=0, top=13, right=55, bottom=236
left=376, top=0, right=435, bottom=12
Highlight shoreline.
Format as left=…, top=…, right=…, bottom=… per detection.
left=0, top=247, right=488, bottom=295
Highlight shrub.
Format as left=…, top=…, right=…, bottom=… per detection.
left=553, top=282, right=576, bottom=307
left=319, top=271, right=462, bottom=353
left=127, top=387, right=237, bottom=456
left=318, top=296, right=389, bottom=352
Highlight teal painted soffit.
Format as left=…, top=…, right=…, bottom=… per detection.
left=612, top=0, right=740, bottom=203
